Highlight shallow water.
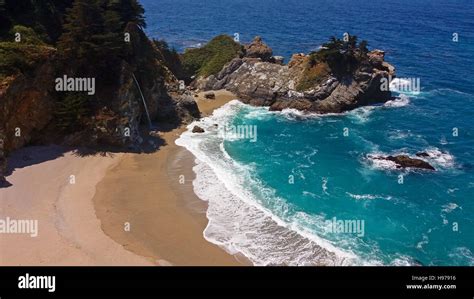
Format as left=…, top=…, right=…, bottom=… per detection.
left=148, top=0, right=474, bottom=265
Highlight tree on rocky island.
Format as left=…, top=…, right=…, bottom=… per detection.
left=310, top=34, right=369, bottom=77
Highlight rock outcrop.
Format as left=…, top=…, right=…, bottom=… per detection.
left=0, top=46, right=57, bottom=151
left=192, top=125, right=205, bottom=133
left=373, top=155, right=435, bottom=171
left=244, top=36, right=273, bottom=62
left=0, top=26, right=200, bottom=184
left=195, top=37, right=395, bottom=114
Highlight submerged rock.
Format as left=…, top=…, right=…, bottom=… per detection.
left=374, top=155, right=435, bottom=171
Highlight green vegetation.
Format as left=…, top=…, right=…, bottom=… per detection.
left=54, top=93, right=90, bottom=132
left=309, top=34, right=369, bottom=77
left=0, top=0, right=71, bottom=42
left=0, top=42, right=52, bottom=80
left=0, top=0, right=147, bottom=82
left=181, top=35, right=243, bottom=79
left=57, top=0, right=146, bottom=81
left=153, top=39, right=182, bottom=78
left=9, top=25, right=46, bottom=45
left=296, top=62, right=331, bottom=91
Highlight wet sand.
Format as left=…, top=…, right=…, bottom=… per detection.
left=92, top=90, right=249, bottom=265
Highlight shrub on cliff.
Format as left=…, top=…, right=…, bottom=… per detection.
left=309, top=34, right=369, bottom=77
left=181, top=35, right=243, bottom=80
left=54, top=93, right=90, bottom=133
left=296, top=62, right=331, bottom=91
left=153, top=39, right=183, bottom=78
left=0, top=42, right=53, bottom=80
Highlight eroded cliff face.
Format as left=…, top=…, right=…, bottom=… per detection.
left=196, top=38, right=396, bottom=114
left=0, top=25, right=199, bottom=184
left=0, top=46, right=57, bottom=185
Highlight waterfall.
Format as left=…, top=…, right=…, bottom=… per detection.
left=132, top=73, right=153, bottom=129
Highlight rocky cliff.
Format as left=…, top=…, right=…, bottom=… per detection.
left=0, top=25, right=199, bottom=186
left=195, top=36, right=395, bottom=114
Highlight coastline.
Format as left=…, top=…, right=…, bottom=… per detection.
left=92, top=90, right=248, bottom=265
left=0, top=90, right=244, bottom=266
left=0, top=146, right=152, bottom=265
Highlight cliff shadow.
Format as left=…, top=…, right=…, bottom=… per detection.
left=0, top=122, right=184, bottom=188
left=2, top=145, right=69, bottom=188
left=72, top=122, right=179, bottom=158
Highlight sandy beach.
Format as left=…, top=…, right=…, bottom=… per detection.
left=92, top=90, right=246, bottom=266
left=0, top=90, right=243, bottom=266
left=0, top=146, right=152, bottom=265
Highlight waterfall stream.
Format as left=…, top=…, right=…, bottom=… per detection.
left=132, top=73, right=153, bottom=129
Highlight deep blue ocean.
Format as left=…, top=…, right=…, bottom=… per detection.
left=145, top=0, right=474, bottom=265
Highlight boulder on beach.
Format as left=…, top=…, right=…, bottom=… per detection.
left=204, top=92, right=216, bottom=99
left=192, top=126, right=205, bottom=133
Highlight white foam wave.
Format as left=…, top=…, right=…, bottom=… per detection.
left=346, top=192, right=393, bottom=201
left=419, top=147, right=455, bottom=169
left=243, top=107, right=271, bottom=120
left=277, top=108, right=323, bottom=121
left=441, top=202, right=460, bottom=214
left=416, top=233, right=430, bottom=250
left=176, top=101, right=366, bottom=265
left=390, top=257, right=417, bottom=266
left=322, top=177, right=329, bottom=195
left=389, top=78, right=421, bottom=96
left=348, top=106, right=375, bottom=123
left=383, top=94, right=410, bottom=107
left=448, top=247, right=474, bottom=266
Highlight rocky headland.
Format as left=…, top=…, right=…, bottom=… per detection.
left=194, top=35, right=396, bottom=114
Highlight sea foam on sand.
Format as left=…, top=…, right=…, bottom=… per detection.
left=176, top=101, right=369, bottom=266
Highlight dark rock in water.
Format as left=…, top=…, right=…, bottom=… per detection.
left=416, top=152, right=430, bottom=158
left=192, top=126, right=205, bottom=133
left=204, top=92, right=216, bottom=99
left=244, top=36, right=273, bottom=62
left=377, top=155, right=435, bottom=170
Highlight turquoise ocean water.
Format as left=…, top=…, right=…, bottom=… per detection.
left=144, top=0, right=474, bottom=265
